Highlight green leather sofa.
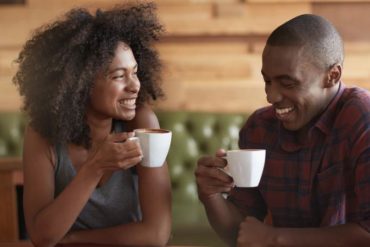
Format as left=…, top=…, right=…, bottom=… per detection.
left=0, top=111, right=247, bottom=246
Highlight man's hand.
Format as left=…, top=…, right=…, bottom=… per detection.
left=195, top=149, right=234, bottom=202
left=237, top=216, right=277, bottom=247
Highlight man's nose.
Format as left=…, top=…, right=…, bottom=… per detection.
left=265, top=83, right=282, bottom=104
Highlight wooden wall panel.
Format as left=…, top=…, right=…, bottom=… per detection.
left=0, top=0, right=369, bottom=113
left=313, top=2, right=370, bottom=41
left=160, top=2, right=310, bottom=35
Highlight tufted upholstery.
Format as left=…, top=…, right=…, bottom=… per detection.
left=0, top=112, right=26, bottom=157
left=0, top=111, right=248, bottom=246
left=156, top=111, right=247, bottom=245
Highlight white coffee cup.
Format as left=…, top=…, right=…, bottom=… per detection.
left=134, top=128, right=172, bottom=167
left=226, top=149, right=266, bottom=187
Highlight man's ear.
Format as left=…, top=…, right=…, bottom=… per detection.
left=325, top=64, right=342, bottom=88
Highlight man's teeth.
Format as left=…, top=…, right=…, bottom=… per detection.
left=120, top=99, right=136, bottom=105
left=276, top=107, right=294, bottom=115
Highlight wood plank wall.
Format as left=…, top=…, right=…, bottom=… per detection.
left=1, top=0, right=369, bottom=113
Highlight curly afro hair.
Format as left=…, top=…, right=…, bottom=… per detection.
left=13, top=1, right=165, bottom=148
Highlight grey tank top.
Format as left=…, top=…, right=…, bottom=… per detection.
left=54, top=121, right=141, bottom=231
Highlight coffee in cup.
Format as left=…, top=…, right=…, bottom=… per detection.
left=134, top=128, right=172, bottom=167
left=226, top=149, right=266, bottom=187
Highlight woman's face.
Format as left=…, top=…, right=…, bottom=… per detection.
left=89, top=42, right=140, bottom=121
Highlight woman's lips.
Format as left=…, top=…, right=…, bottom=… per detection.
left=119, top=98, right=136, bottom=109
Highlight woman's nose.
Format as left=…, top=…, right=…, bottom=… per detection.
left=127, top=76, right=140, bottom=93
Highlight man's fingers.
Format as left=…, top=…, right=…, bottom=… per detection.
left=197, top=163, right=233, bottom=182
left=215, top=148, right=226, bottom=158
left=198, top=155, right=227, bottom=168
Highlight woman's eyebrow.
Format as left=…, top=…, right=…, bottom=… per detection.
left=108, top=64, right=138, bottom=74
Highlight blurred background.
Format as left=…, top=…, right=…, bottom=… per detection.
left=0, top=0, right=370, bottom=246
left=1, top=0, right=369, bottom=114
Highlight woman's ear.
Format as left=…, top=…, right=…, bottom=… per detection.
left=325, top=64, right=342, bottom=88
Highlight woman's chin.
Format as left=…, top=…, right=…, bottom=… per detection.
left=117, top=111, right=136, bottom=121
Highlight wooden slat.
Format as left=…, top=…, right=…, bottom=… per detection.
left=161, top=2, right=311, bottom=36
left=313, top=2, right=370, bottom=41
left=0, top=172, right=19, bottom=241
left=0, top=78, right=22, bottom=112
left=157, top=42, right=250, bottom=55
left=249, top=0, right=370, bottom=2
left=156, top=79, right=268, bottom=113
left=0, top=48, right=19, bottom=76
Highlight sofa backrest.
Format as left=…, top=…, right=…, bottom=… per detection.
left=156, top=111, right=247, bottom=227
left=0, top=112, right=26, bottom=157
left=0, top=111, right=248, bottom=229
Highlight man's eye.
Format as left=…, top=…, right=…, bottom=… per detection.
left=280, top=80, right=296, bottom=88
left=112, top=75, right=124, bottom=79
left=282, top=83, right=295, bottom=88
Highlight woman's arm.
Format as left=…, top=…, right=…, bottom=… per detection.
left=63, top=105, right=172, bottom=246
left=23, top=126, right=142, bottom=247
left=23, top=126, right=103, bottom=247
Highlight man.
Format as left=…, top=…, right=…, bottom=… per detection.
left=195, top=14, right=370, bottom=246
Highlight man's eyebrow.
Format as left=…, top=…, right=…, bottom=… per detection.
left=275, top=74, right=299, bottom=83
left=261, top=71, right=299, bottom=83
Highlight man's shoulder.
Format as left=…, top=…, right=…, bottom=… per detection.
left=241, top=105, right=277, bottom=132
left=247, top=105, right=276, bottom=123
left=341, top=86, right=370, bottom=109
left=335, top=86, right=370, bottom=129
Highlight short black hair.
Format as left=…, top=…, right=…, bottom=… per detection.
left=13, top=2, right=164, bottom=148
left=266, top=14, right=344, bottom=69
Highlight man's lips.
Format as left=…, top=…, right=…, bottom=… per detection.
left=275, top=106, right=294, bottom=119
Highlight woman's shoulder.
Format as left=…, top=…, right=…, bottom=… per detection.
left=126, top=105, right=160, bottom=130
left=24, top=124, right=57, bottom=167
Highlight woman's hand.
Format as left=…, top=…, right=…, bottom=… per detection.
left=85, top=132, right=143, bottom=174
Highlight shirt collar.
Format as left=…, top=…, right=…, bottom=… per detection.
left=314, top=82, right=345, bottom=135
left=279, top=82, right=345, bottom=152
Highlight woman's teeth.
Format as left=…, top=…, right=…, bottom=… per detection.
left=120, top=99, right=136, bottom=106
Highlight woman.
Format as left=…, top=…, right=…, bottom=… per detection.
left=13, top=2, right=171, bottom=246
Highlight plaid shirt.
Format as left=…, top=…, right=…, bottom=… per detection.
left=228, top=83, right=370, bottom=232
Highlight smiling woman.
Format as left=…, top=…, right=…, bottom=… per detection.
left=89, top=43, right=140, bottom=121
left=12, top=2, right=171, bottom=247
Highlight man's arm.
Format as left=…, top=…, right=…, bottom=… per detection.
left=237, top=217, right=370, bottom=247
left=202, top=194, right=244, bottom=246
left=274, top=223, right=370, bottom=247
left=195, top=149, right=245, bottom=246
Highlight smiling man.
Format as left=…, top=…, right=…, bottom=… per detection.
left=195, top=14, right=370, bottom=246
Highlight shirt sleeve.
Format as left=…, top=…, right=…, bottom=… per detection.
left=227, top=112, right=268, bottom=221
left=227, top=187, right=267, bottom=221
left=347, top=94, right=370, bottom=233
left=352, top=131, right=370, bottom=233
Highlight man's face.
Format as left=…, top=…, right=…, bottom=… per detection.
left=262, top=45, right=329, bottom=131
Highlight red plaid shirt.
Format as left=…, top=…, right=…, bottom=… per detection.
left=228, top=83, right=370, bottom=232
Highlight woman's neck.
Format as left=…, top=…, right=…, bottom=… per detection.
left=87, top=115, right=113, bottom=143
